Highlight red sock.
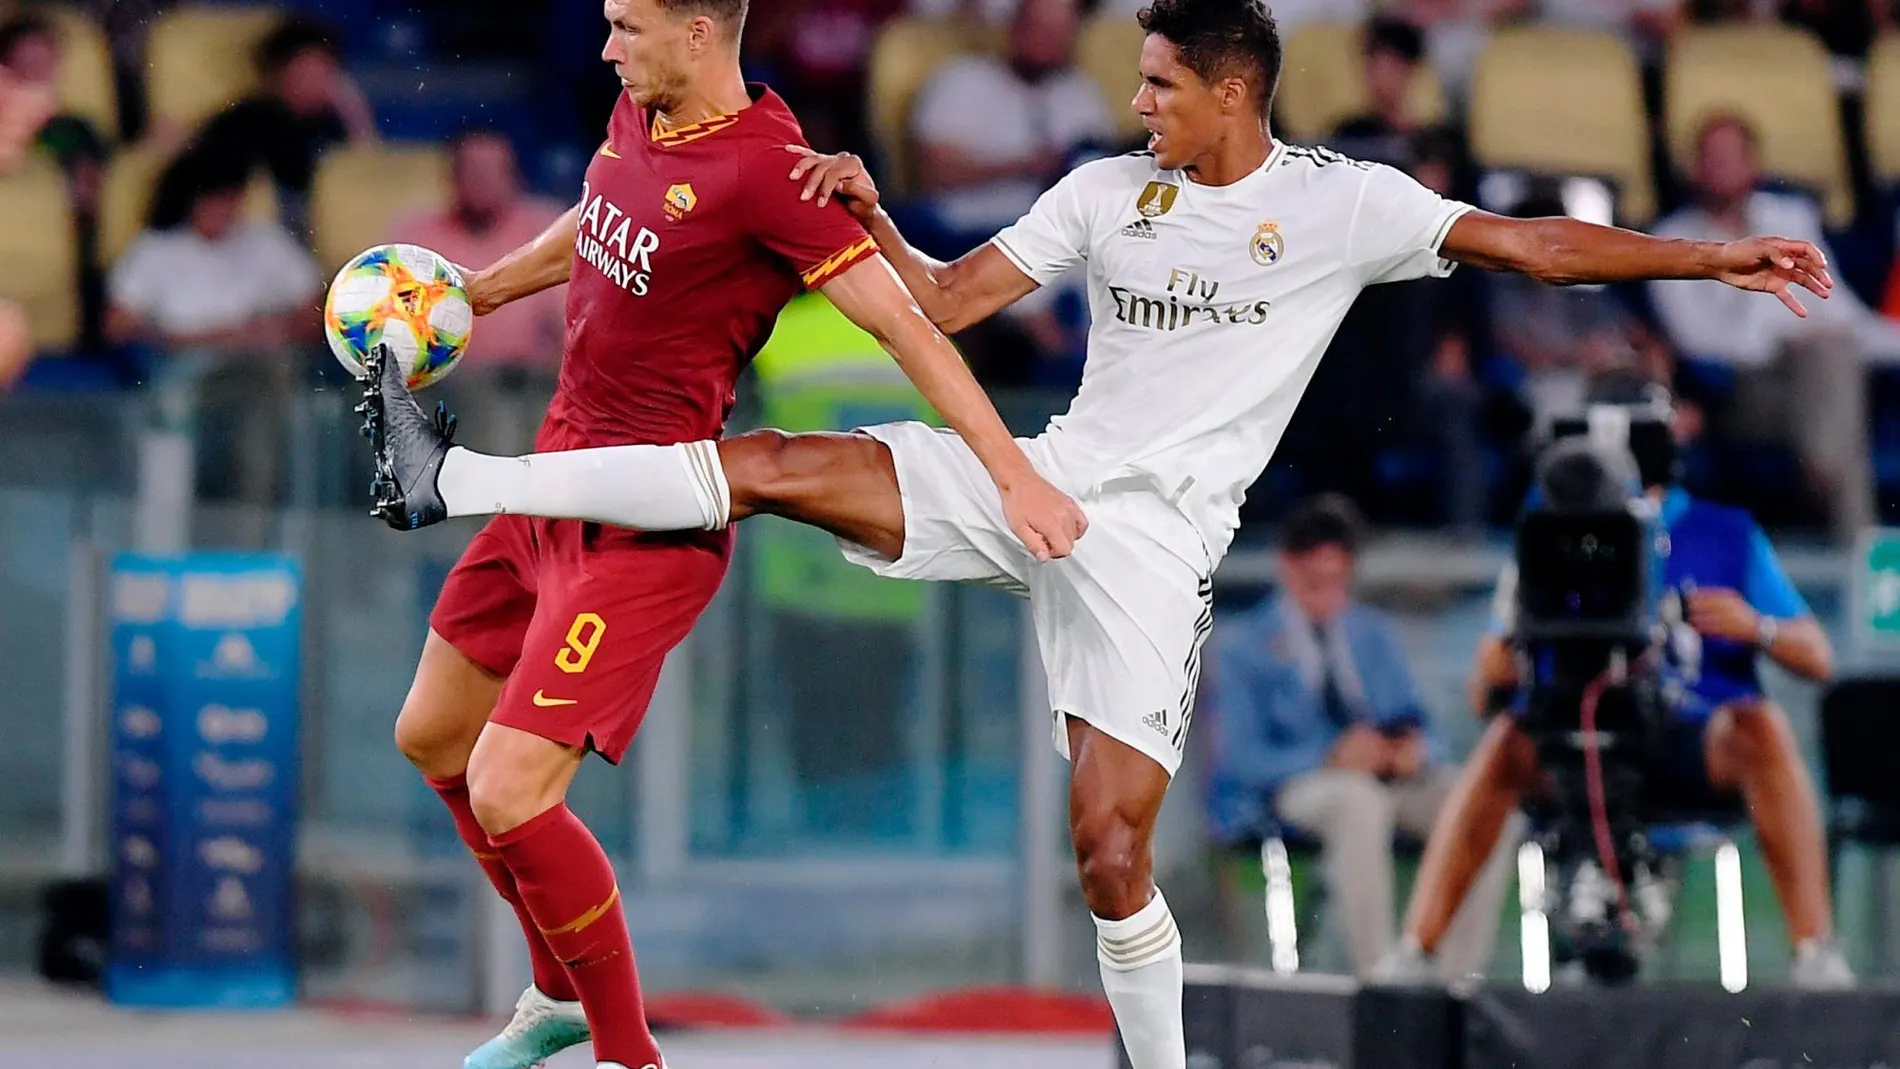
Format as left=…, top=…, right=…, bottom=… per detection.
left=493, top=804, right=658, bottom=1069
left=426, top=775, right=578, bottom=1002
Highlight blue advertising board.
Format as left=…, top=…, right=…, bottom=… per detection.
left=104, top=553, right=301, bottom=1008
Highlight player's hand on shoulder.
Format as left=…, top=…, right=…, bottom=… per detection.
left=1000, top=472, right=1089, bottom=562
left=1712, top=236, right=1833, bottom=317
left=784, top=145, right=879, bottom=221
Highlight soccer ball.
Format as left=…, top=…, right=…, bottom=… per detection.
left=323, top=243, right=473, bottom=390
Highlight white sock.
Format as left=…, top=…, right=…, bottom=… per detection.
left=1094, top=887, right=1186, bottom=1069
left=436, top=441, right=729, bottom=531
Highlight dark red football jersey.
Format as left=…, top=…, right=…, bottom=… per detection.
left=539, top=84, right=877, bottom=451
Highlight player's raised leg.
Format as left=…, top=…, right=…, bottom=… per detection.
left=1067, top=718, right=1185, bottom=1069
left=362, top=344, right=908, bottom=557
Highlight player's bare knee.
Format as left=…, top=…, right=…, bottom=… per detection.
left=464, top=760, right=545, bottom=837
left=1071, top=811, right=1152, bottom=916
left=465, top=725, right=583, bottom=836
left=719, top=430, right=794, bottom=519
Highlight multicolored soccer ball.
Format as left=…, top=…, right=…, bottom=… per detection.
left=323, top=243, right=473, bottom=390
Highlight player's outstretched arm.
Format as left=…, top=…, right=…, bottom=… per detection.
left=1440, top=211, right=1834, bottom=316
left=785, top=146, right=1037, bottom=333
left=461, top=204, right=579, bottom=316
left=819, top=255, right=1088, bottom=560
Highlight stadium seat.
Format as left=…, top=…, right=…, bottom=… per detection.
left=2, top=4, right=118, bottom=139
left=1075, top=11, right=1145, bottom=145
left=97, top=145, right=280, bottom=265
left=1864, top=35, right=1900, bottom=187
left=1665, top=23, right=1852, bottom=227
left=1469, top=27, right=1655, bottom=225
left=310, top=143, right=449, bottom=270
left=146, top=5, right=283, bottom=135
left=1275, top=20, right=1445, bottom=146
left=864, top=16, right=1002, bottom=194
left=0, top=155, right=76, bottom=348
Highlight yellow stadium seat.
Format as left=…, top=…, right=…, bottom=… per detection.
left=1666, top=23, right=1852, bottom=227
left=0, top=155, right=76, bottom=348
left=1469, top=27, right=1654, bottom=224
left=146, top=5, right=283, bottom=134
left=97, top=145, right=279, bottom=265
left=1075, top=11, right=1145, bottom=144
left=5, top=4, right=118, bottom=138
left=865, top=16, right=1002, bottom=194
left=1276, top=20, right=1444, bottom=145
left=1864, top=35, right=1900, bottom=185
left=311, top=143, right=450, bottom=270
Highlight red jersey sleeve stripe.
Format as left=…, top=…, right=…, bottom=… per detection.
left=799, top=235, right=879, bottom=289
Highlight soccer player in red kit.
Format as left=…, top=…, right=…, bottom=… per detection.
left=376, top=2, right=1086, bottom=1068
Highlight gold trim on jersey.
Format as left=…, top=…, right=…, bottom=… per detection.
left=649, top=109, right=742, bottom=148
left=801, top=235, right=878, bottom=288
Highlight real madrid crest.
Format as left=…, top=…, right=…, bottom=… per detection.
left=1136, top=181, right=1179, bottom=218
left=1250, top=220, right=1285, bottom=267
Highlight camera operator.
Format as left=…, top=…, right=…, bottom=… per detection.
left=1381, top=378, right=1851, bottom=987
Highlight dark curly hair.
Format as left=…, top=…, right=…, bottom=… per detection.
left=1137, top=0, right=1282, bottom=117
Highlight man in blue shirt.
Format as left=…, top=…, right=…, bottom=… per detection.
left=1385, top=384, right=1851, bottom=986
left=1208, top=494, right=1517, bottom=979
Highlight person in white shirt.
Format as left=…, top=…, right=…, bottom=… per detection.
left=364, top=2, right=1832, bottom=1064
left=107, top=149, right=321, bottom=351
left=108, top=146, right=321, bottom=514
left=1650, top=112, right=1900, bottom=540
left=908, top=0, right=1116, bottom=238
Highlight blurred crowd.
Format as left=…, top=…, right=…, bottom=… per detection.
left=2, top=0, right=1899, bottom=542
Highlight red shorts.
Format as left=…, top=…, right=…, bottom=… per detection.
left=430, top=514, right=731, bottom=763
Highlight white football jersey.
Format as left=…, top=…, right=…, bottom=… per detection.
left=991, top=142, right=1474, bottom=563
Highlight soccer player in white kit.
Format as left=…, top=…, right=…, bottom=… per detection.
left=364, top=1, right=1833, bottom=1064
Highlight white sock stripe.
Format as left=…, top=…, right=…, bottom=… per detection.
left=1099, top=913, right=1178, bottom=954
left=679, top=441, right=728, bottom=530
left=1099, top=911, right=1175, bottom=948
left=1097, top=916, right=1180, bottom=971
left=700, top=440, right=731, bottom=528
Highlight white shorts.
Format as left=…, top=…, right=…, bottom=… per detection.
left=838, top=421, right=1214, bottom=777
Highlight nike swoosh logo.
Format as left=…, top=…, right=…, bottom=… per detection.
left=532, top=690, right=578, bottom=707
left=599, top=143, right=621, bottom=159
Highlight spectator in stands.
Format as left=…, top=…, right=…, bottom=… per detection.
left=0, top=40, right=63, bottom=388
left=1492, top=184, right=1670, bottom=435
left=907, top=0, right=1115, bottom=245
left=1207, top=495, right=1517, bottom=980
left=389, top=129, right=567, bottom=453
left=1330, top=17, right=1436, bottom=170
left=748, top=0, right=904, bottom=152
left=0, top=13, right=108, bottom=214
left=187, top=16, right=374, bottom=234
left=1537, top=0, right=1683, bottom=53
left=907, top=0, right=1021, bottom=24
left=1649, top=113, right=1900, bottom=540
left=105, top=147, right=320, bottom=352
left=107, top=146, right=321, bottom=515
left=1403, top=0, right=1530, bottom=99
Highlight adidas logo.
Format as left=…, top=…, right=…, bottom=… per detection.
left=1142, top=709, right=1169, bottom=734
left=1119, top=218, right=1157, bottom=239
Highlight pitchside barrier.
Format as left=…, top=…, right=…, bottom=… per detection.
left=1115, top=965, right=1900, bottom=1069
